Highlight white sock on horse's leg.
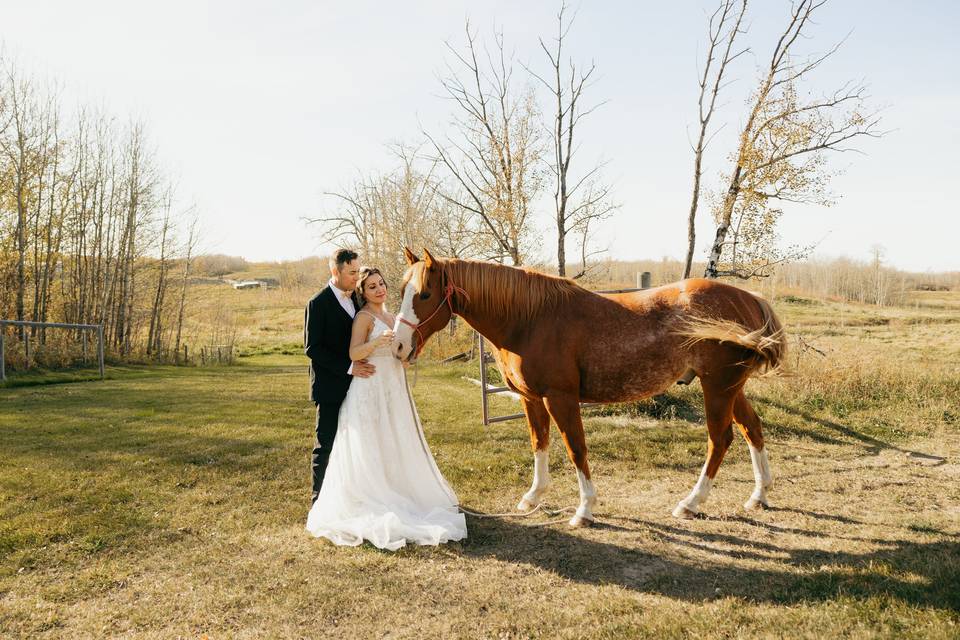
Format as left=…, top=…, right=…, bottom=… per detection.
left=673, top=463, right=714, bottom=518
left=760, top=446, right=773, bottom=488
left=517, top=449, right=550, bottom=511
left=744, top=444, right=773, bottom=510
left=570, top=468, right=597, bottom=526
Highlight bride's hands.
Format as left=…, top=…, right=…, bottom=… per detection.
left=372, top=329, right=395, bottom=348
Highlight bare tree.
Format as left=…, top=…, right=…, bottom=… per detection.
left=430, top=180, right=483, bottom=260
left=317, top=171, right=383, bottom=258
left=34, top=94, right=65, bottom=340
left=528, top=3, right=618, bottom=278
left=147, top=185, right=174, bottom=356
left=426, top=21, right=545, bottom=265
left=703, top=0, right=882, bottom=279
left=174, top=211, right=199, bottom=359
left=0, top=60, right=43, bottom=339
left=684, top=0, right=749, bottom=279
left=115, top=121, right=157, bottom=355
left=312, top=144, right=458, bottom=289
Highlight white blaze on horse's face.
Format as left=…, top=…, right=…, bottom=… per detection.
left=394, top=266, right=420, bottom=361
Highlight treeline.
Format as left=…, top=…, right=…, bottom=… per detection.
left=598, top=256, right=957, bottom=306
left=215, top=251, right=957, bottom=310
left=0, top=54, right=198, bottom=365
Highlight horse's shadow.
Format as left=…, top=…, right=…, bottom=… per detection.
left=459, top=510, right=960, bottom=612
left=758, top=398, right=946, bottom=463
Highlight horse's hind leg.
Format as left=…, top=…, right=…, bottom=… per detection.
left=733, top=391, right=774, bottom=510
left=673, top=380, right=738, bottom=519
left=543, top=393, right=597, bottom=527
left=517, top=397, right=552, bottom=511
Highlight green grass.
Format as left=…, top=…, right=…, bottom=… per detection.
left=2, top=297, right=959, bottom=638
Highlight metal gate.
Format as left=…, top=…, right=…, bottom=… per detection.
left=0, top=320, right=105, bottom=382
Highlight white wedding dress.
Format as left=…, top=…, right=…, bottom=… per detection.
left=306, top=315, right=467, bottom=550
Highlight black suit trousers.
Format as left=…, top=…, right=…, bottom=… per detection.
left=311, top=399, right=343, bottom=503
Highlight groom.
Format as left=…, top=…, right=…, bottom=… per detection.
left=304, top=248, right=375, bottom=504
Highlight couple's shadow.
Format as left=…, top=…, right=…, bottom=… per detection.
left=450, top=505, right=959, bottom=612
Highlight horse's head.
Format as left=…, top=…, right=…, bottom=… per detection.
left=395, top=247, right=454, bottom=362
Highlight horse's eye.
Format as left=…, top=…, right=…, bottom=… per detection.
left=419, top=291, right=431, bottom=300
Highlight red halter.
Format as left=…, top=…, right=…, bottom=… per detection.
left=398, top=271, right=469, bottom=356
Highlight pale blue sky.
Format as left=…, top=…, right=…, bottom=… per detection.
left=3, top=1, right=958, bottom=271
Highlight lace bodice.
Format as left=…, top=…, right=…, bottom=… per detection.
left=363, top=312, right=396, bottom=359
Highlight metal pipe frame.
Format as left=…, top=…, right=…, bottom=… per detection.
left=0, top=320, right=104, bottom=382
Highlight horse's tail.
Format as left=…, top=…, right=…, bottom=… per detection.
left=678, top=293, right=787, bottom=375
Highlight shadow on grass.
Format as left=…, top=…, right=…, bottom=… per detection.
left=462, top=514, right=960, bottom=612
left=584, top=391, right=704, bottom=423
left=759, top=399, right=947, bottom=463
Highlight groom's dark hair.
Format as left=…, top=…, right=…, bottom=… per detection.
left=330, top=248, right=358, bottom=271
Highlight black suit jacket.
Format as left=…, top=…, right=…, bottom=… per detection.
left=304, top=285, right=359, bottom=404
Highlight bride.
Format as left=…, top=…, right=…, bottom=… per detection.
left=306, top=266, right=467, bottom=550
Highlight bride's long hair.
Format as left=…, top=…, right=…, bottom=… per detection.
left=353, top=266, right=387, bottom=309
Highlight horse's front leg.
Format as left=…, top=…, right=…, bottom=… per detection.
left=517, top=396, right=552, bottom=511
left=544, top=393, right=596, bottom=527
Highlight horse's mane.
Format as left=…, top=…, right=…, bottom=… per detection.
left=439, top=258, right=585, bottom=324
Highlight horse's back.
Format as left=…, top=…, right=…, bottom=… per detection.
left=604, top=278, right=764, bottom=321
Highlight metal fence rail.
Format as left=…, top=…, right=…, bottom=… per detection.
left=0, top=320, right=104, bottom=382
left=477, top=274, right=652, bottom=425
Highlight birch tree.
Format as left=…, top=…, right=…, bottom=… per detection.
left=703, top=0, right=882, bottom=279
left=684, top=0, right=748, bottom=278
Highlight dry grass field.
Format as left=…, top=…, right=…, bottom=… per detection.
left=1, top=288, right=958, bottom=638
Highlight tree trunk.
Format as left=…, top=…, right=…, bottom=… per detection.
left=704, top=165, right=743, bottom=278
left=683, top=154, right=703, bottom=279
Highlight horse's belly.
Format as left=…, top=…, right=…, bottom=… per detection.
left=578, top=351, right=687, bottom=403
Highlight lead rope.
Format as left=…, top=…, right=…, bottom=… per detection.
left=404, top=360, right=578, bottom=526
left=458, top=503, right=579, bottom=527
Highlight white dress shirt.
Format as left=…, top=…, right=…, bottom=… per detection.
left=329, top=278, right=356, bottom=319
left=329, top=278, right=356, bottom=374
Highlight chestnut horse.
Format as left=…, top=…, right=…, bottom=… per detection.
left=394, top=249, right=786, bottom=526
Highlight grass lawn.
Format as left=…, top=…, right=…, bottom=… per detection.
left=1, top=299, right=958, bottom=638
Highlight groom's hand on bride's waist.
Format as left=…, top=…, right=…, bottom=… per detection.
left=353, top=360, right=376, bottom=378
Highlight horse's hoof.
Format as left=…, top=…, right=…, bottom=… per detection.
left=516, top=498, right=535, bottom=512
left=672, top=503, right=699, bottom=519
left=744, top=497, right=770, bottom=511
left=569, top=514, right=595, bottom=528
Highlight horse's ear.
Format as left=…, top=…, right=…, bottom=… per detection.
left=422, top=247, right=436, bottom=271
left=403, top=247, right=420, bottom=265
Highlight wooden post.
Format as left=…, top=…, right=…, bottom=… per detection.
left=0, top=325, right=5, bottom=382
left=201, top=347, right=206, bottom=366
left=97, top=324, right=105, bottom=379
left=479, top=334, right=489, bottom=426
left=217, top=346, right=222, bottom=364
left=25, top=332, right=31, bottom=366
left=82, top=331, right=88, bottom=364
left=183, top=345, right=188, bottom=365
